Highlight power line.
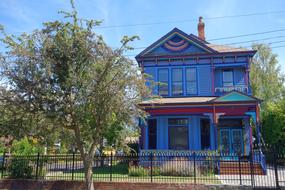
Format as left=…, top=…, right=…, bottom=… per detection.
left=225, top=35, right=285, bottom=45
left=124, top=40, right=285, bottom=57
left=119, top=32, right=285, bottom=51
left=95, top=10, right=285, bottom=29
left=208, top=28, right=285, bottom=41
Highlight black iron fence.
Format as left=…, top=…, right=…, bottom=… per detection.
left=0, top=146, right=284, bottom=189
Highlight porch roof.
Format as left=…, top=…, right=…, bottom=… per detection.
left=140, top=91, right=261, bottom=106
left=141, top=97, right=215, bottom=105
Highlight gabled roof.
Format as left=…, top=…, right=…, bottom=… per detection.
left=135, top=28, right=217, bottom=58
left=212, top=91, right=261, bottom=103
left=136, top=28, right=256, bottom=60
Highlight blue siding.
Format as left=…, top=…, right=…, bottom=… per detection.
left=214, top=69, right=222, bottom=87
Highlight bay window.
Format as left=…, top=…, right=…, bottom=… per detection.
left=186, top=68, right=197, bottom=95
left=172, top=68, right=183, bottom=96
left=158, top=69, right=169, bottom=96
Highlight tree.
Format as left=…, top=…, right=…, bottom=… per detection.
left=0, top=88, right=65, bottom=153
left=250, top=43, right=285, bottom=148
left=262, top=100, right=285, bottom=151
left=250, top=43, right=285, bottom=107
left=0, top=1, right=150, bottom=189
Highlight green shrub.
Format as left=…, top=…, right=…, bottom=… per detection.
left=128, top=166, right=148, bottom=176
left=11, top=137, right=44, bottom=155
left=152, top=167, right=161, bottom=176
left=9, top=159, right=33, bottom=179
left=198, top=162, right=215, bottom=176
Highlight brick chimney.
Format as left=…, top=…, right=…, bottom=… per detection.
left=198, top=16, right=205, bottom=40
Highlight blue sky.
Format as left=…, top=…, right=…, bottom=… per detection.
left=1, top=0, right=285, bottom=72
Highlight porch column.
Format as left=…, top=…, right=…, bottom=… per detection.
left=139, top=119, right=148, bottom=150
left=205, top=113, right=217, bottom=150
left=210, top=122, right=217, bottom=150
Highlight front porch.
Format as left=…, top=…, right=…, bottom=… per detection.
left=140, top=116, right=251, bottom=155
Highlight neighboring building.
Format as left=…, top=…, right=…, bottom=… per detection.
left=136, top=17, right=261, bottom=155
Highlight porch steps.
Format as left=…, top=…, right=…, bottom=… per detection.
left=219, top=162, right=264, bottom=175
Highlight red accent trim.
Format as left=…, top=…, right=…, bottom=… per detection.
left=136, top=51, right=257, bottom=62
left=164, top=42, right=189, bottom=51
left=167, top=39, right=185, bottom=46
left=147, top=106, right=252, bottom=116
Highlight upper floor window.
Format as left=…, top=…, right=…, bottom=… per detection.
left=223, top=70, right=233, bottom=87
left=158, top=69, right=169, bottom=96
left=144, top=67, right=156, bottom=94
left=172, top=68, right=183, bottom=96
left=186, top=68, right=197, bottom=95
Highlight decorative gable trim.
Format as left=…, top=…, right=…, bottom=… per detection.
left=212, top=90, right=261, bottom=102
left=135, top=28, right=217, bottom=59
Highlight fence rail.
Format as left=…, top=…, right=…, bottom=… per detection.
left=0, top=148, right=284, bottom=189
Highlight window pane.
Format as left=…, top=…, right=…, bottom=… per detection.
left=223, top=70, right=233, bottom=86
left=186, top=82, right=197, bottom=95
left=186, top=68, right=196, bottom=81
left=158, top=69, right=168, bottom=82
left=172, top=69, right=183, bottom=96
left=158, top=69, right=168, bottom=96
left=186, top=68, right=197, bottom=95
left=168, top=118, right=188, bottom=125
left=172, top=82, right=183, bottom=96
left=158, top=85, right=168, bottom=96
left=200, top=119, right=210, bottom=150
left=144, top=68, right=156, bottom=94
left=148, top=119, right=157, bottom=149
left=172, top=68, right=182, bottom=82
left=169, top=126, right=188, bottom=150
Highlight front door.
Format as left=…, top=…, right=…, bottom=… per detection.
left=220, top=129, right=243, bottom=154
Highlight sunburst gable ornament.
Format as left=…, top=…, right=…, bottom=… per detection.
left=164, top=38, right=189, bottom=51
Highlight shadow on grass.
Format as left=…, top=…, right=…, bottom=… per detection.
left=62, top=162, right=128, bottom=175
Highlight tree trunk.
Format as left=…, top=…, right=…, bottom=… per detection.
left=84, top=160, right=94, bottom=190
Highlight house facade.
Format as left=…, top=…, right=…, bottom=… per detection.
left=136, top=18, right=261, bottom=155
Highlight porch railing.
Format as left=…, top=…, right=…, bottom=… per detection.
left=253, top=149, right=267, bottom=175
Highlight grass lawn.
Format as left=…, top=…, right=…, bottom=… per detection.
left=44, top=163, right=220, bottom=184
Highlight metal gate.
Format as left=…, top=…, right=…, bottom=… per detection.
left=252, top=144, right=285, bottom=189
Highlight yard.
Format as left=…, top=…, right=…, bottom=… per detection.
left=43, top=162, right=220, bottom=184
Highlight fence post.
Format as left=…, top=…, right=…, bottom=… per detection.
left=193, top=152, right=196, bottom=185
left=150, top=153, right=153, bottom=183
left=238, top=153, right=242, bottom=185
left=72, top=152, right=75, bottom=181
left=110, top=152, right=113, bottom=182
left=35, top=153, right=40, bottom=180
left=274, top=151, right=279, bottom=188
left=65, top=154, right=68, bottom=171
left=249, top=151, right=255, bottom=188
left=1, top=152, right=6, bottom=179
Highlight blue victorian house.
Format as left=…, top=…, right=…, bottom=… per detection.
left=136, top=17, right=261, bottom=157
